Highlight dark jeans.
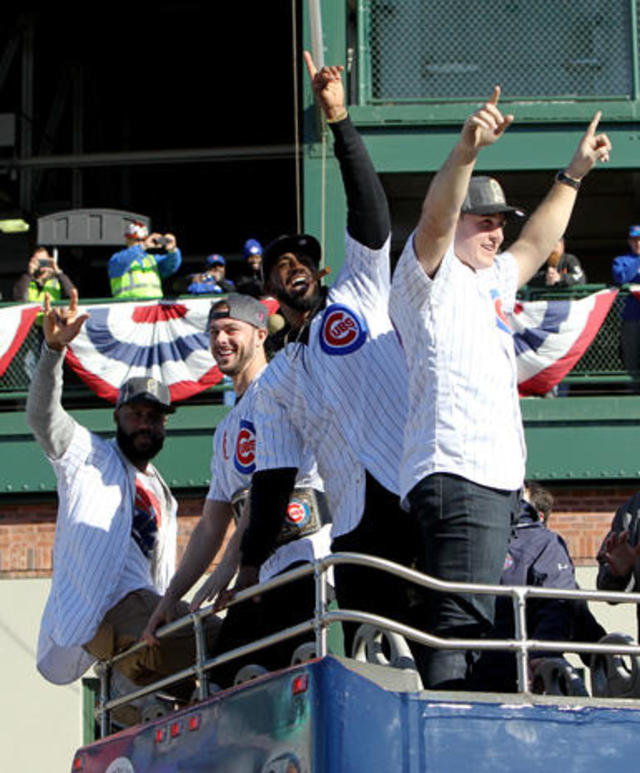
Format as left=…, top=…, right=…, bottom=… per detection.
left=408, top=473, right=519, bottom=690
left=332, top=472, right=419, bottom=656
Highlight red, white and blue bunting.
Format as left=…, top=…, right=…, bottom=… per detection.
left=0, top=290, right=621, bottom=399
left=65, top=298, right=222, bottom=403
left=0, top=303, right=41, bottom=377
left=509, top=287, right=618, bottom=396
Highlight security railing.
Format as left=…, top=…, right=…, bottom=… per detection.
left=93, top=552, right=640, bottom=738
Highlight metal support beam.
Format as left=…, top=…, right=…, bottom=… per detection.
left=19, top=16, right=34, bottom=213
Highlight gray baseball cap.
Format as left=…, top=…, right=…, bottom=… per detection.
left=116, top=376, right=175, bottom=413
left=208, top=293, right=268, bottom=330
left=461, top=176, right=525, bottom=220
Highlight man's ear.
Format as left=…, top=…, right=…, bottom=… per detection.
left=257, top=327, right=269, bottom=345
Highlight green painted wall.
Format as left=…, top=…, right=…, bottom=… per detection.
left=2, top=397, right=639, bottom=494
left=0, top=405, right=230, bottom=495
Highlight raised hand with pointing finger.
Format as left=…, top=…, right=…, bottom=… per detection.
left=461, top=85, right=514, bottom=154
left=564, top=111, right=611, bottom=182
left=303, top=50, right=347, bottom=122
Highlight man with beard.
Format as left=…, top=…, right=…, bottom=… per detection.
left=229, top=53, right=415, bottom=656
left=26, top=289, right=219, bottom=693
left=143, top=295, right=330, bottom=687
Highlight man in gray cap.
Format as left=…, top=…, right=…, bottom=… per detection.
left=26, top=289, right=218, bottom=701
left=390, top=87, right=611, bottom=689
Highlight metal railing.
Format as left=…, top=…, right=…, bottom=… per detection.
left=94, top=552, right=640, bottom=738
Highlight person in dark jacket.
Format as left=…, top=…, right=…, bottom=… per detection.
left=473, top=484, right=605, bottom=691
left=528, top=238, right=586, bottom=287
left=612, top=225, right=640, bottom=375
left=597, top=490, right=640, bottom=638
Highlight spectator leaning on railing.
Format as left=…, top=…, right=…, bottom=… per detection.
left=109, top=221, right=181, bottom=300
left=186, top=254, right=235, bottom=295
left=612, top=225, right=640, bottom=374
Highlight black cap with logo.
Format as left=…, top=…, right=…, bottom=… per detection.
left=461, top=176, right=525, bottom=220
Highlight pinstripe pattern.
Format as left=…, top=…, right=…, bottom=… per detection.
left=254, top=345, right=367, bottom=539
left=389, top=236, right=526, bottom=503
left=252, top=232, right=405, bottom=537
left=38, top=424, right=177, bottom=684
left=307, top=233, right=407, bottom=496
left=206, top=366, right=330, bottom=579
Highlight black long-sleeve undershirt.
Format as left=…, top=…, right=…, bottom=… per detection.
left=240, top=468, right=298, bottom=568
left=240, top=117, right=388, bottom=570
left=329, top=115, right=390, bottom=250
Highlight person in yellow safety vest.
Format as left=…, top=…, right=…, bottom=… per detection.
left=13, top=247, right=77, bottom=303
left=108, top=221, right=182, bottom=300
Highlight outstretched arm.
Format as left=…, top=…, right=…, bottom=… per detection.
left=304, top=50, right=389, bottom=249
left=142, top=497, right=234, bottom=645
left=413, top=86, right=514, bottom=277
left=26, top=290, right=89, bottom=459
left=512, top=113, right=611, bottom=287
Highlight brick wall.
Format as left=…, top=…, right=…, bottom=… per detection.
left=0, top=484, right=636, bottom=577
left=0, top=493, right=232, bottom=579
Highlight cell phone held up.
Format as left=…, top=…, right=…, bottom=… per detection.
left=153, top=236, right=170, bottom=248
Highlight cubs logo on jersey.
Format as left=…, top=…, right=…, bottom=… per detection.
left=234, top=419, right=256, bottom=475
left=286, top=497, right=311, bottom=527
left=491, top=289, right=513, bottom=336
left=319, top=303, right=368, bottom=355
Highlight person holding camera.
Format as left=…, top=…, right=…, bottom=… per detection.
left=186, top=253, right=235, bottom=295
left=109, top=220, right=181, bottom=300
left=13, top=246, right=76, bottom=303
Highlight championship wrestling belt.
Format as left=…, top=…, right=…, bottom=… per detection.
left=230, top=486, right=330, bottom=547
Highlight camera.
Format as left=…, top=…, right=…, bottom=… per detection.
left=38, top=258, right=52, bottom=268
left=154, top=236, right=170, bottom=247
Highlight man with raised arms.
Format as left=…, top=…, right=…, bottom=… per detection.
left=389, top=88, right=611, bottom=689
left=233, top=53, right=415, bottom=654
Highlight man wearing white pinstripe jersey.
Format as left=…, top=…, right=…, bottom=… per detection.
left=390, top=87, right=611, bottom=689
left=26, top=291, right=220, bottom=696
left=235, top=53, right=416, bottom=655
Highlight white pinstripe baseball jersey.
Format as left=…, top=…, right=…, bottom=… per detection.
left=389, top=236, right=526, bottom=502
left=39, top=424, right=177, bottom=684
left=254, top=346, right=367, bottom=539
left=207, top=365, right=331, bottom=580
left=252, top=232, right=406, bottom=537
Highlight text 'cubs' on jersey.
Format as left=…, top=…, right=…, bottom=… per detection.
left=390, top=237, right=526, bottom=503
left=207, top=365, right=331, bottom=581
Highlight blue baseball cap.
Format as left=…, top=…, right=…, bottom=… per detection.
left=206, top=254, right=226, bottom=267
left=629, top=225, right=640, bottom=237
left=243, top=238, right=263, bottom=258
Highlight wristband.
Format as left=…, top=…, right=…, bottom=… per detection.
left=556, top=169, right=581, bottom=190
left=327, top=109, right=349, bottom=124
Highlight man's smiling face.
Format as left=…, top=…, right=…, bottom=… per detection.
left=454, top=212, right=506, bottom=270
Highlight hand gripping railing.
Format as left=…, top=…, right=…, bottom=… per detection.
left=94, top=552, right=640, bottom=737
